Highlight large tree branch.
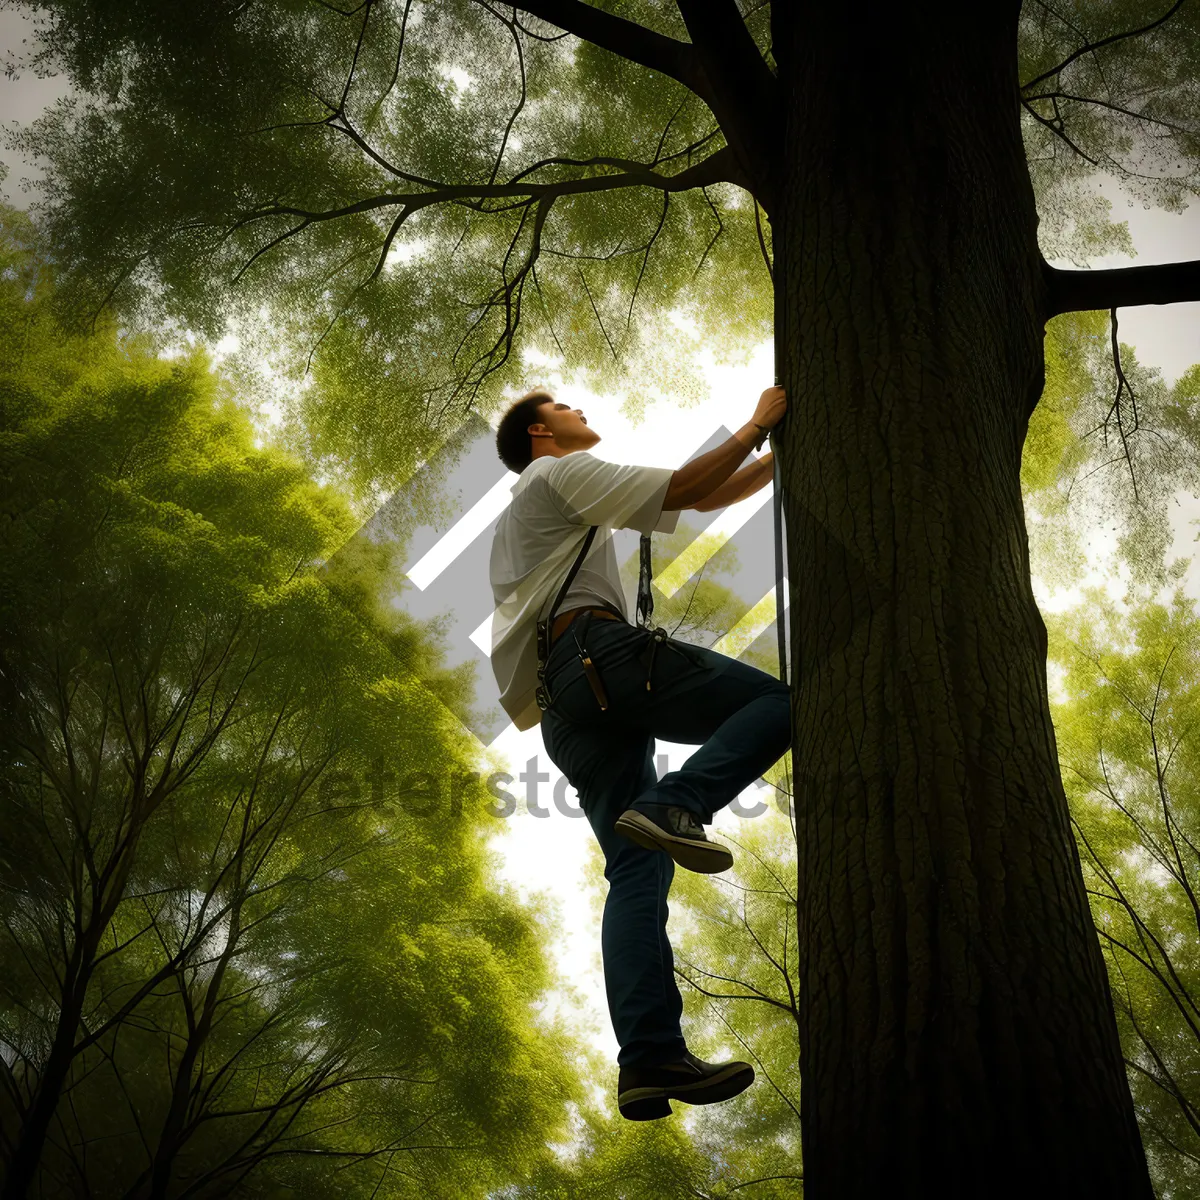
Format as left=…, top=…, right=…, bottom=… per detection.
left=502, top=1, right=778, bottom=206
left=675, top=0, right=781, bottom=211
left=222, top=145, right=741, bottom=411
left=500, top=0, right=710, bottom=99
left=1045, top=259, right=1200, bottom=316
left=226, top=145, right=745, bottom=277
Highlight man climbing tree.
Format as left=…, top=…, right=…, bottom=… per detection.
left=488, top=385, right=789, bottom=1121
left=10, top=1, right=1200, bottom=1195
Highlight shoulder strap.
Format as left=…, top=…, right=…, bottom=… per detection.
left=535, top=526, right=599, bottom=707
left=542, top=524, right=599, bottom=630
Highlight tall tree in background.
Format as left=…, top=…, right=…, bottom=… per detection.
left=1050, top=586, right=1200, bottom=1199
left=0, top=211, right=584, bottom=1200
left=9, top=1, right=1200, bottom=1193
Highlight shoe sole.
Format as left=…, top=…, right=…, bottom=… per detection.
left=618, top=1062, right=755, bottom=1121
left=613, top=810, right=734, bottom=874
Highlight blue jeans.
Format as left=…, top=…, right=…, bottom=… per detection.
left=539, top=612, right=792, bottom=1068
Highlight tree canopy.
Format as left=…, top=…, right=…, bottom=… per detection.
left=7, top=0, right=1195, bottom=503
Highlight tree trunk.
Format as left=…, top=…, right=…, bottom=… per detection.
left=773, top=5, right=1153, bottom=1195
left=2, top=800, right=144, bottom=1199
left=144, top=897, right=243, bottom=1200
left=2, top=981, right=86, bottom=1200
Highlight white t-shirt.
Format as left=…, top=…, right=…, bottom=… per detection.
left=490, top=451, right=681, bottom=731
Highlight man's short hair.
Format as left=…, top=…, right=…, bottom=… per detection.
left=496, top=389, right=555, bottom=474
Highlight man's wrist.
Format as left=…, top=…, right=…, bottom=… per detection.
left=734, top=421, right=760, bottom=449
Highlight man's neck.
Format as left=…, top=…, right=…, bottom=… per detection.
left=531, top=444, right=582, bottom=462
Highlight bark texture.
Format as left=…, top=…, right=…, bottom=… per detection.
left=772, top=4, right=1154, bottom=1195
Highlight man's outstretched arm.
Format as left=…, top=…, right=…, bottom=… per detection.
left=662, top=386, right=785, bottom=511
left=694, top=452, right=773, bottom=512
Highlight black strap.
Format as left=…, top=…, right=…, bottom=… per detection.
left=772, top=237, right=788, bottom=690
left=636, top=534, right=654, bottom=629
left=535, top=525, right=599, bottom=710
left=772, top=448, right=786, bottom=688
left=771, top=236, right=793, bottom=820
left=633, top=534, right=673, bottom=692
left=544, top=525, right=599, bottom=631
left=636, top=486, right=782, bottom=686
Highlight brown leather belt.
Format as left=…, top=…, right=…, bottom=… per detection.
left=550, top=605, right=623, bottom=646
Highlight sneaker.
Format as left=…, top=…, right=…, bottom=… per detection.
left=613, top=803, right=734, bottom=874
left=617, top=1050, right=755, bottom=1121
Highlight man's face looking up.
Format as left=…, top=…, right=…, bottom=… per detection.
left=529, top=399, right=602, bottom=458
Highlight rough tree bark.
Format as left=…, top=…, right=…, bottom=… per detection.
left=771, top=3, right=1154, bottom=1195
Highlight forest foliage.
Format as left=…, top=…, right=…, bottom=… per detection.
left=0, top=208, right=590, bottom=1199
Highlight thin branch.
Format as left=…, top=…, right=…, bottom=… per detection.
left=512, top=13, right=571, bottom=43
left=652, top=94, right=693, bottom=165
left=474, top=3, right=528, bottom=188
left=700, top=988, right=802, bottom=1126
left=1021, top=1, right=1189, bottom=93
left=673, top=955, right=796, bottom=1016
left=366, top=0, right=414, bottom=126
left=1106, top=307, right=1141, bottom=502
left=669, top=557, right=713, bottom=637
left=337, top=0, right=375, bottom=113
left=754, top=196, right=773, bottom=282
left=727, top=1175, right=806, bottom=1192
left=1021, top=97, right=1099, bottom=165
left=626, top=190, right=670, bottom=332
left=503, top=138, right=725, bottom=188
left=691, top=185, right=724, bottom=282
left=1023, top=90, right=1199, bottom=138
left=577, top=265, right=617, bottom=361
left=530, top=262, right=566, bottom=360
